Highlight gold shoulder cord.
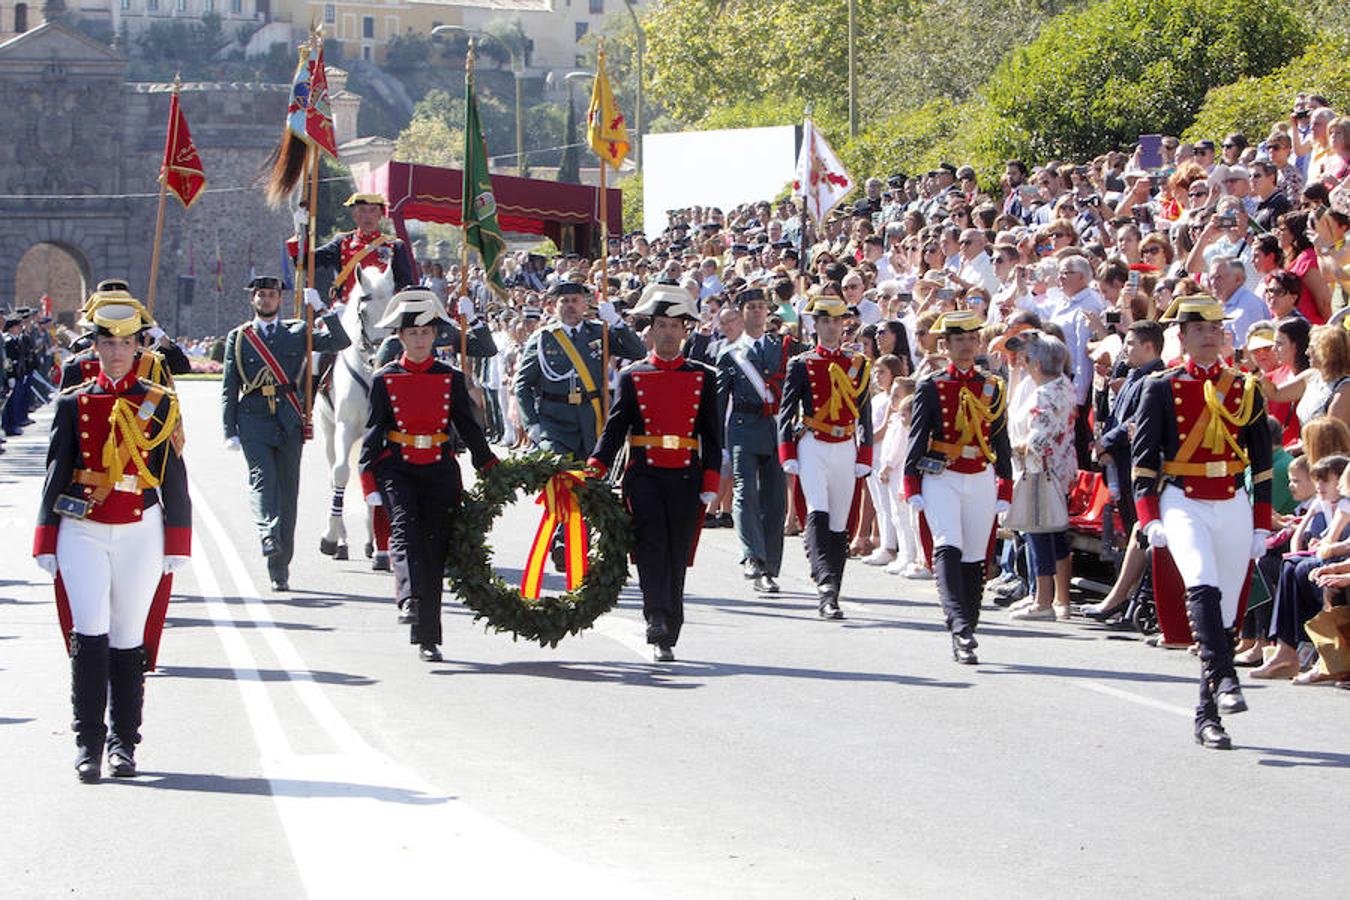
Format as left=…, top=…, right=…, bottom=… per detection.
left=104, top=391, right=181, bottom=489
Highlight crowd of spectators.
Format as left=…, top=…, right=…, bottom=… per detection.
left=423, top=94, right=1350, bottom=684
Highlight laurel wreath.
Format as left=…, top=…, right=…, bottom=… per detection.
left=445, top=451, right=633, bottom=647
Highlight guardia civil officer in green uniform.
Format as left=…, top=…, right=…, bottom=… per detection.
left=221, top=277, right=351, bottom=590
left=513, top=280, right=644, bottom=460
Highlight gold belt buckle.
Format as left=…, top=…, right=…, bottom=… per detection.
left=1205, top=460, right=1228, bottom=478
left=413, top=435, right=434, bottom=450
left=568, top=388, right=582, bottom=405
left=661, top=435, right=681, bottom=450
left=261, top=384, right=276, bottom=397
left=830, top=425, right=844, bottom=438
left=963, top=446, right=980, bottom=459
left=114, top=474, right=139, bottom=493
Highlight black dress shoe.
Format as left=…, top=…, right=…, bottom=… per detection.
left=716, top=512, right=733, bottom=528
left=818, top=598, right=844, bottom=619
left=951, top=634, right=979, bottom=664
left=418, top=644, right=442, bottom=662
left=652, top=644, right=675, bottom=662
left=1082, top=602, right=1125, bottom=621
left=371, top=554, right=391, bottom=572
left=743, top=561, right=763, bottom=580
left=76, top=759, right=101, bottom=783
left=1217, top=688, right=1248, bottom=715
left=954, top=629, right=979, bottom=651
left=754, top=574, right=780, bottom=593
left=261, top=537, right=279, bottom=557
left=1195, top=723, right=1232, bottom=750
left=108, top=749, right=136, bottom=778
left=398, top=597, right=419, bottom=626
left=270, top=578, right=289, bottom=592
left=364, top=541, right=375, bottom=559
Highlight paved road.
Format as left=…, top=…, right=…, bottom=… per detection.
left=1, top=380, right=1346, bottom=899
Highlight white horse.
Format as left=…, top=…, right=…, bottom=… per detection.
left=316, top=264, right=396, bottom=563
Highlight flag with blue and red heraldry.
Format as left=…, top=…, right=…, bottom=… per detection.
left=162, top=87, right=206, bottom=209
left=284, top=42, right=338, bottom=159
left=793, top=118, right=853, bottom=226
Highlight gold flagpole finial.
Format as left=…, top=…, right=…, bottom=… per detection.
left=466, top=36, right=476, bottom=74
left=172, top=72, right=181, bottom=91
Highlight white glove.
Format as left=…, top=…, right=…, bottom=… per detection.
left=782, top=459, right=800, bottom=476
left=994, top=499, right=1010, bottom=516
left=1251, top=529, right=1270, bottom=561
left=1145, top=520, right=1168, bottom=548
left=162, top=555, right=190, bottom=574
left=224, top=436, right=242, bottom=451
left=597, top=300, right=622, bottom=327
left=699, top=492, right=717, bottom=505
left=908, top=495, right=926, bottom=513
left=293, top=206, right=309, bottom=231
left=854, top=463, right=872, bottom=478
left=457, top=296, right=477, bottom=323
left=149, top=326, right=167, bottom=342
left=36, top=554, right=57, bottom=577
left=304, top=287, right=325, bottom=312
left=364, top=492, right=383, bottom=507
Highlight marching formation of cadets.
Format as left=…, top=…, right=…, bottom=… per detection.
left=20, top=183, right=1307, bottom=784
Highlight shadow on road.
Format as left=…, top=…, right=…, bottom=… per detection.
left=1244, top=745, right=1350, bottom=769
left=163, top=614, right=333, bottom=633
left=431, top=658, right=973, bottom=690
left=976, top=661, right=1194, bottom=685
left=159, top=665, right=377, bottom=687
left=0, top=717, right=34, bottom=725
left=111, top=771, right=452, bottom=804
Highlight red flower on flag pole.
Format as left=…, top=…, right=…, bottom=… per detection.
left=162, top=85, right=206, bottom=209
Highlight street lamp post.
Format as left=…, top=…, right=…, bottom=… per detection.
left=621, top=0, right=644, bottom=172
left=432, top=24, right=525, bottom=177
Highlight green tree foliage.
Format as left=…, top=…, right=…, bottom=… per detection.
left=557, top=94, right=580, bottom=184
left=643, top=0, right=909, bottom=125
left=981, top=0, right=1310, bottom=161
left=394, top=117, right=462, bottom=169
left=1184, top=35, right=1350, bottom=144
left=860, top=0, right=1084, bottom=118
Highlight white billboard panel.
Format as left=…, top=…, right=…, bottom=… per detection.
left=642, top=125, right=800, bottom=236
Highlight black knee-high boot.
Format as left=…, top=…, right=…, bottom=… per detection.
left=804, top=511, right=830, bottom=588
left=70, top=633, right=109, bottom=783
left=1187, top=585, right=1242, bottom=749
left=961, top=562, right=986, bottom=635
left=107, top=646, right=146, bottom=777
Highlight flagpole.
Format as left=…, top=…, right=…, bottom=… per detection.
left=595, top=40, right=611, bottom=420
left=146, top=75, right=181, bottom=316
left=459, top=40, right=474, bottom=372
left=303, top=140, right=319, bottom=440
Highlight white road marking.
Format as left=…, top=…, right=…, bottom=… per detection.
left=1075, top=681, right=1194, bottom=718
left=188, top=480, right=651, bottom=899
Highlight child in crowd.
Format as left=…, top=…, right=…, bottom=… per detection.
left=1238, top=454, right=1317, bottom=663
left=1252, top=454, right=1350, bottom=679
left=879, top=389, right=926, bottom=577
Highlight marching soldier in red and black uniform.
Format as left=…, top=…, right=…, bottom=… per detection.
left=777, top=289, right=873, bottom=620
left=589, top=284, right=722, bottom=662
left=59, top=288, right=191, bottom=390
left=359, top=290, right=498, bottom=663
left=903, top=310, right=1012, bottom=665
left=1133, top=296, right=1272, bottom=750
left=33, top=299, right=191, bottom=782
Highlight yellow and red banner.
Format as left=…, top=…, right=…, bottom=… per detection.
left=520, top=471, right=590, bottom=599
left=586, top=46, right=629, bottom=171
left=162, top=88, right=206, bottom=209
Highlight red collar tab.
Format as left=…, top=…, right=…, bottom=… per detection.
left=650, top=353, right=686, bottom=371
left=96, top=371, right=136, bottom=393
left=1185, top=358, right=1223, bottom=381
left=399, top=354, right=435, bottom=373
left=947, top=364, right=978, bottom=382
left=356, top=229, right=383, bottom=242
left=815, top=344, right=845, bottom=361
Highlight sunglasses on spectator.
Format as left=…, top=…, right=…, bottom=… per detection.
left=1222, top=143, right=1237, bottom=149
left=1142, top=246, right=1164, bottom=255
left=958, top=238, right=974, bottom=246
left=1188, top=189, right=1209, bottom=198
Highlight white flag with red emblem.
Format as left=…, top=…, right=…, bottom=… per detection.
left=793, top=119, right=854, bottom=226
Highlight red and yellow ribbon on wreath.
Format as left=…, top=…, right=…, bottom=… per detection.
left=520, top=470, right=590, bottom=599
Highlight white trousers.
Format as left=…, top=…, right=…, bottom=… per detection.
left=56, top=504, right=164, bottom=649
left=867, top=470, right=898, bottom=551
left=798, top=433, right=857, bottom=531
left=920, top=467, right=996, bottom=563
left=890, top=486, right=919, bottom=567
left=1159, top=486, right=1253, bottom=626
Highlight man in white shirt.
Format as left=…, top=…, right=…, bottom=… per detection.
left=1208, top=257, right=1269, bottom=349
left=952, top=229, right=999, bottom=295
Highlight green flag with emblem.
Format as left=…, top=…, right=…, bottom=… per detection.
left=462, top=41, right=507, bottom=298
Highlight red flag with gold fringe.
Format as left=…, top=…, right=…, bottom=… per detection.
left=162, top=89, right=206, bottom=208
